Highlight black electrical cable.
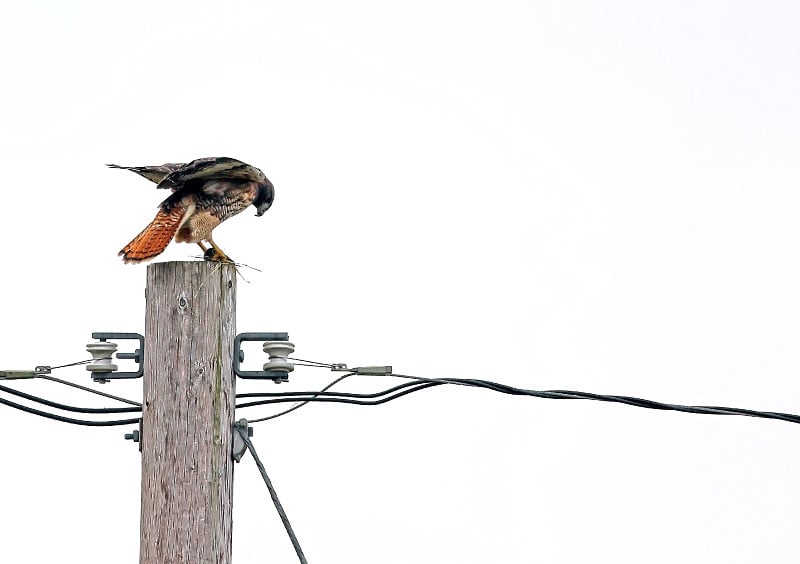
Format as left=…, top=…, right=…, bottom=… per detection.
left=238, top=373, right=800, bottom=426
left=229, top=381, right=451, bottom=409
left=236, top=376, right=442, bottom=422
left=390, top=375, right=800, bottom=425
left=246, top=373, right=355, bottom=423
left=236, top=378, right=434, bottom=401
left=0, top=396, right=141, bottom=427
left=0, top=383, right=141, bottom=414
left=235, top=381, right=440, bottom=410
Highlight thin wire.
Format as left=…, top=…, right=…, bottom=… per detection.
left=0, top=396, right=140, bottom=426
left=286, top=357, right=335, bottom=368
left=246, top=374, right=354, bottom=423
left=235, top=262, right=263, bottom=273
left=38, top=375, right=142, bottom=406
left=48, top=359, right=93, bottom=370
left=0, top=383, right=141, bottom=414
left=236, top=427, right=308, bottom=564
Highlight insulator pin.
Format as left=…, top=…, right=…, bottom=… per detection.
left=86, top=341, right=119, bottom=375
left=262, top=341, right=295, bottom=373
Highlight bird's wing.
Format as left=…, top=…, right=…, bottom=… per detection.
left=118, top=203, right=195, bottom=263
left=157, top=157, right=266, bottom=193
left=107, top=163, right=186, bottom=185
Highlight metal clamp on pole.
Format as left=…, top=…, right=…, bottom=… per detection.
left=87, top=332, right=144, bottom=383
left=233, top=332, right=293, bottom=382
left=232, top=419, right=254, bottom=462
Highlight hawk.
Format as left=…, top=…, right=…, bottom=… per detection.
left=110, top=157, right=274, bottom=264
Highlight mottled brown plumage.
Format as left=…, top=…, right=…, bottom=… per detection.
left=111, top=157, right=274, bottom=264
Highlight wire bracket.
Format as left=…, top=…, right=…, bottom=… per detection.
left=233, top=332, right=293, bottom=382
left=87, top=332, right=144, bottom=383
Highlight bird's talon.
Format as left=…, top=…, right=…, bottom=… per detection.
left=203, top=248, right=233, bottom=263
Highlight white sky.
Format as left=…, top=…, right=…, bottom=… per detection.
left=1, top=1, right=800, bottom=562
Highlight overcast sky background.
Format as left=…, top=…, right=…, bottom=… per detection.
left=1, top=1, right=800, bottom=562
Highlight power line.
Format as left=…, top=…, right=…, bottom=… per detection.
left=0, top=396, right=140, bottom=427
left=386, top=374, right=800, bottom=425
left=236, top=373, right=800, bottom=426
left=4, top=364, right=799, bottom=428
left=236, top=378, right=434, bottom=402
left=246, top=373, right=354, bottom=423
left=235, top=380, right=440, bottom=412
left=0, top=383, right=141, bottom=414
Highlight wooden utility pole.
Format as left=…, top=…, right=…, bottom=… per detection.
left=140, top=261, right=237, bottom=564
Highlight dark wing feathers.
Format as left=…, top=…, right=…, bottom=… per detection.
left=110, top=156, right=271, bottom=215
left=157, top=157, right=267, bottom=193
left=107, top=163, right=185, bottom=185
left=108, top=158, right=266, bottom=200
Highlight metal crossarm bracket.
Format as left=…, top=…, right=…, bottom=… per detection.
left=89, top=332, right=144, bottom=382
left=234, top=332, right=291, bottom=382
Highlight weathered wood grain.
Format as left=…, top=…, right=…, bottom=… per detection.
left=140, top=261, right=237, bottom=564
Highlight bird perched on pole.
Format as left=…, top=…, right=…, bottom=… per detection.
left=110, top=157, right=274, bottom=264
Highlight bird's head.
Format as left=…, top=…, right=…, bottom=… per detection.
left=253, top=177, right=275, bottom=216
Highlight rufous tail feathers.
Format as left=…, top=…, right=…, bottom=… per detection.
left=119, top=206, right=188, bottom=263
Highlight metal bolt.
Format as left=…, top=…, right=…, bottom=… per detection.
left=124, top=430, right=140, bottom=443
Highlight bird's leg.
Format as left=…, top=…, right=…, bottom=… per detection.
left=197, top=241, right=224, bottom=262
left=202, top=238, right=234, bottom=263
